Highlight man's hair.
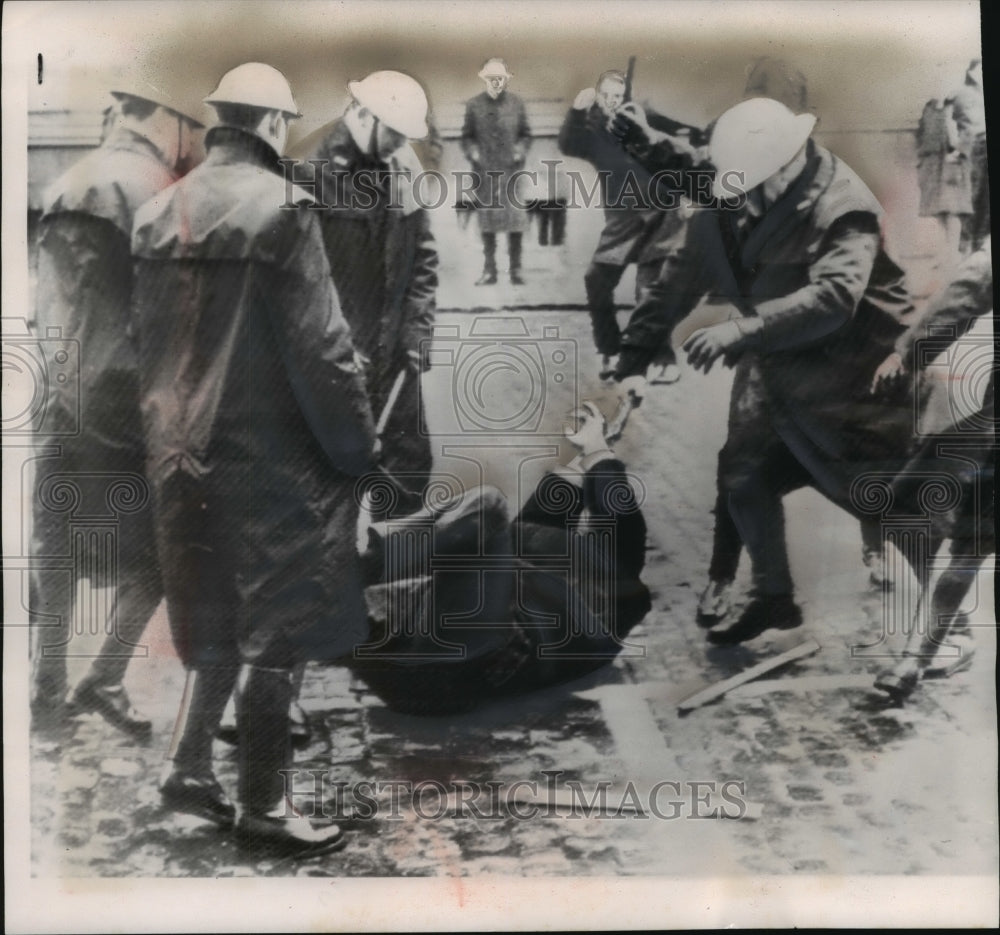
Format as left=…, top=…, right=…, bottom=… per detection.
left=580, top=400, right=607, bottom=432
left=210, top=102, right=272, bottom=130
left=596, top=70, right=626, bottom=90
left=743, top=56, right=809, bottom=114
left=114, top=94, right=159, bottom=121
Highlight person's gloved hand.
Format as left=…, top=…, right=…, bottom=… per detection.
left=611, top=102, right=650, bottom=146
left=573, top=87, right=597, bottom=110
left=683, top=318, right=761, bottom=373
left=870, top=351, right=907, bottom=395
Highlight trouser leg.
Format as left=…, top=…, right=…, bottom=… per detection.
left=637, top=260, right=678, bottom=367
left=508, top=232, right=523, bottom=272
left=551, top=203, right=566, bottom=246
left=237, top=662, right=295, bottom=817
left=584, top=261, right=626, bottom=357
left=481, top=232, right=497, bottom=274
left=29, top=561, right=72, bottom=711
left=83, top=550, right=163, bottom=686
left=721, top=439, right=806, bottom=597
left=538, top=207, right=549, bottom=245
left=707, top=485, right=743, bottom=584
left=170, top=665, right=240, bottom=778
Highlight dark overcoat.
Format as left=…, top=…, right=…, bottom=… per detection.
left=306, top=120, right=438, bottom=487
left=131, top=127, right=376, bottom=666
left=461, top=90, right=532, bottom=234
left=619, top=141, right=917, bottom=505
left=33, top=127, right=175, bottom=581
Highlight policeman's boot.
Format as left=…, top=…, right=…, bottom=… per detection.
left=508, top=232, right=525, bottom=285
left=161, top=666, right=240, bottom=827
left=235, top=664, right=345, bottom=859
left=476, top=233, right=498, bottom=285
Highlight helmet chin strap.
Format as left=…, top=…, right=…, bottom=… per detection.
left=368, top=116, right=380, bottom=158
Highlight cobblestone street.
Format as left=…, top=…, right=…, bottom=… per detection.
left=28, top=288, right=996, bottom=882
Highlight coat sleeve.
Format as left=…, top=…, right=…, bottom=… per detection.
left=400, top=210, right=439, bottom=365
left=460, top=102, right=480, bottom=163
left=515, top=98, right=532, bottom=159
left=557, top=106, right=594, bottom=160
left=265, top=205, right=377, bottom=476
left=895, top=240, right=993, bottom=368
left=745, top=214, right=882, bottom=354
left=615, top=219, right=711, bottom=377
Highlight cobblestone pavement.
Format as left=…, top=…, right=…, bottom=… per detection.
left=28, top=302, right=996, bottom=881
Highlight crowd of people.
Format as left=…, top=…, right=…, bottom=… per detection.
left=27, top=52, right=992, bottom=861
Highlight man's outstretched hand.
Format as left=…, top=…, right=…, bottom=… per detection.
left=683, top=319, right=759, bottom=374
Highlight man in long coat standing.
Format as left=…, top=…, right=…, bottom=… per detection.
left=304, top=71, right=438, bottom=510
left=461, top=58, right=532, bottom=285
left=132, top=63, right=376, bottom=857
left=613, top=98, right=917, bottom=644
left=30, top=77, right=204, bottom=737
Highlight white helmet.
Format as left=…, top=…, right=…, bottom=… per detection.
left=348, top=70, right=429, bottom=139
left=710, top=97, right=816, bottom=199
left=204, top=63, right=301, bottom=117
left=110, top=77, right=205, bottom=127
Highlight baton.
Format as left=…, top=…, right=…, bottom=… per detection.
left=376, top=368, right=408, bottom=437
left=623, top=56, right=637, bottom=104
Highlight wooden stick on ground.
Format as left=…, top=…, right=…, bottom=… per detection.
left=677, top=638, right=821, bottom=713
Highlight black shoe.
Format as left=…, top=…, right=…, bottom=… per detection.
left=510, top=270, right=525, bottom=285
left=707, top=594, right=803, bottom=645
left=873, top=668, right=919, bottom=704
left=235, top=813, right=346, bottom=859
left=69, top=678, right=152, bottom=740
left=475, top=271, right=498, bottom=286
left=161, top=771, right=236, bottom=828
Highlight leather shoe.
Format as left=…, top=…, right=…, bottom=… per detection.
left=509, top=270, right=525, bottom=285
left=69, top=678, right=152, bottom=740
left=873, top=668, right=919, bottom=704
left=707, top=594, right=802, bottom=644
left=236, top=813, right=346, bottom=859
left=475, top=271, right=498, bottom=286
left=697, top=578, right=733, bottom=626
left=161, top=770, right=236, bottom=828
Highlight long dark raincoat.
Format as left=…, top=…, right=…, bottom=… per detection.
left=131, top=127, right=376, bottom=667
